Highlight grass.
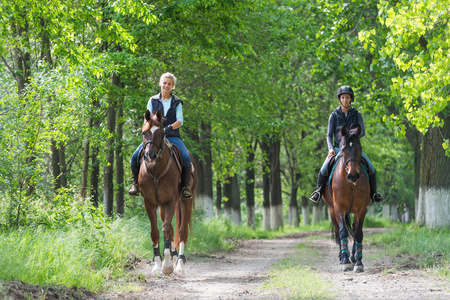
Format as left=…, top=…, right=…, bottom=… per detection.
left=0, top=215, right=153, bottom=291
left=2, top=204, right=448, bottom=294
left=263, top=243, right=333, bottom=299
left=365, top=224, right=450, bottom=278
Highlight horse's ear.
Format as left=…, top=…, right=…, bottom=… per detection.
left=340, top=126, right=349, bottom=137
left=145, top=109, right=151, bottom=121
left=155, top=110, right=162, bottom=122
left=354, top=124, right=362, bottom=137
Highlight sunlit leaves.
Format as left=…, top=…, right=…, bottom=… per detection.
left=361, top=0, right=450, bottom=152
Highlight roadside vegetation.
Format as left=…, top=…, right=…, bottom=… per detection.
left=365, top=225, right=450, bottom=279
left=1, top=202, right=449, bottom=294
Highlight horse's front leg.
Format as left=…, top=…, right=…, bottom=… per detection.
left=161, top=202, right=176, bottom=274
left=352, top=214, right=365, bottom=273
left=144, top=201, right=162, bottom=274
left=337, top=213, right=352, bottom=271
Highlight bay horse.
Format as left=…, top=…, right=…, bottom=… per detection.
left=322, top=125, right=371, bottom=272
left=138, top=109, right=197, bottom=275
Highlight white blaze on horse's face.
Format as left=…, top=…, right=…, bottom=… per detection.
left=150, top=126, right=159, bottom=134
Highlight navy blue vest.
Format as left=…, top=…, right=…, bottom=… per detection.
left=150, top=93, right=183, bottom=138
left=331, top=107, right=359, bottom=148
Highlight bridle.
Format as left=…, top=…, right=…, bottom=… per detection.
left=342, top=141, right=362, bottom=213
left=143, top=128, right=174, bottom=204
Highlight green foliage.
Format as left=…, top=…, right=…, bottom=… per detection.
left=367, top=225, right=450, bottom=276
left=359, top=0, right=450, bottom=156
left=0, top=211, right=153, bottom=291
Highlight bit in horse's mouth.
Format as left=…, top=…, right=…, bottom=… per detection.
left=145, top=160, right=157, bottom=168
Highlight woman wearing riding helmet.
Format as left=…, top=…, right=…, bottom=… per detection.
left=309, top=86, right=384, bottom=203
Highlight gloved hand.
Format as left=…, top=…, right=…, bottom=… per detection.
left=163, top=125, right=173, bottom=136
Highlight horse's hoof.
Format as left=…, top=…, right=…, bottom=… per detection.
left=162, top=266, right=174, bottom=274
left=354, top=265, right=364, bottom=273
left=175, top=259, right=186, bottom=276
left=152, top=256, right=162, bottom=274
left=340, top=263, right=353, bottom=272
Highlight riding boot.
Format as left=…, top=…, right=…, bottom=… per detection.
left=181, top=167, right=193, bottom=199
left=309, top=173, right=328, bottom=203
left=369, top=172, right=384, bottom=203
left=128, top=166, right=140, bottom=196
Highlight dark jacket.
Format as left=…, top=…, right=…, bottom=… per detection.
left=150, top=93, right=183, bottom=138
left=327, top=106, right=365, bottom=149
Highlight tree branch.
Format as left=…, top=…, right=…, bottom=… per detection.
left=1, top=56, right=18, bottom=82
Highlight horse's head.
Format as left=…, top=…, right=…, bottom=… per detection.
left=142, top=109, right=165, bottom=166
left=339, top=125, right=363, bottom=185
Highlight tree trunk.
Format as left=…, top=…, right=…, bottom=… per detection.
left=216, top=180, right=222, bottom=216
left=115, top=103, right=124, bottom=217
left=103, top=75, right=118, bottom=217
left=58, top=143, right=67, bottom=188
left=51, top=140, right=61, bottom=191
left=223, top=176, right=232, bottom=219
left=301, top=196, right=311, bottom=225
left=91, top=145, right=100, bottom=207
left=245, top=143, right=256, bottom=228
left=80, top=123, right=91, bottom=199
left=405, top=125, right=422, bottom=219
left=197, top=121, right=214, bottom=217
left=260, top=141, right=271, bottom=230
left=288, top=173, right=300, bottom=227
left=269, top=138, right=283, bottom=230
left=223, top=174, right=241, bottom=224
left=230, top=174, right=241, bottom=224
left=312, top=202, right=321, bottom=223
left=90, top=100, right=101, bottom=207
left=418, top=118, right=450, bottom=228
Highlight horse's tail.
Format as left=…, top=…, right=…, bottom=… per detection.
left=344, top=212, right=355, bottom=240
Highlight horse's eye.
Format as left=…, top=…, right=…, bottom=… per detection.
left=142, top=131, right=145, bottom=135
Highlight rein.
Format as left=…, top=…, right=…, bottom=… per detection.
left=144, top=137, right=174, bottom=204
left=342, top=157, right=359, bottom=213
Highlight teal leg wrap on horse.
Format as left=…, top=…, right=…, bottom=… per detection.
left=355, top=242, right=363, bottom=260
left=341, top=238, right=350, bottom=256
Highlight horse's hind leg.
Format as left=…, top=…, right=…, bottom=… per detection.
left=352, top=214, right=365, bottom=273
left=161, top=202, right=176, bottom=274
left=175, top=197, right=193, bottom=275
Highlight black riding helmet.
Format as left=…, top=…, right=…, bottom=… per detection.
left=337, top=86, right=354, bottom=102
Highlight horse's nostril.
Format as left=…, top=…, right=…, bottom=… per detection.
left=347, top=173, right=360, bottom=182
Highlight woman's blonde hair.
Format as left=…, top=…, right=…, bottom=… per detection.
left=160, top=72, right=177, bottom=88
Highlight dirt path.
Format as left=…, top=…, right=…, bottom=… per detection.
left=2, top=228, right=449, bottom=299
left=96, top=228, right=450, bottom=300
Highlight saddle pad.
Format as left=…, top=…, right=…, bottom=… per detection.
left=327, top=156, right=369, bottom=186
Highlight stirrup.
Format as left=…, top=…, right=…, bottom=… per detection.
left=372, top=193, right=384, bottom=203
left=128, top=183, right=139, bottom=196
left=309, top=191, right=321, bottom=203
left=181, top=186, right=192, bottom=199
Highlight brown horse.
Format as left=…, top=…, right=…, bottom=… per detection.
left=138, top=109, right=197, bottom=275
left=322, top=125, right=371, bottom=272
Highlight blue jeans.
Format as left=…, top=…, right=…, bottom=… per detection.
left=130, top=137, right=191, bottom=168
left=319, top=147, right=375, bottom=176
